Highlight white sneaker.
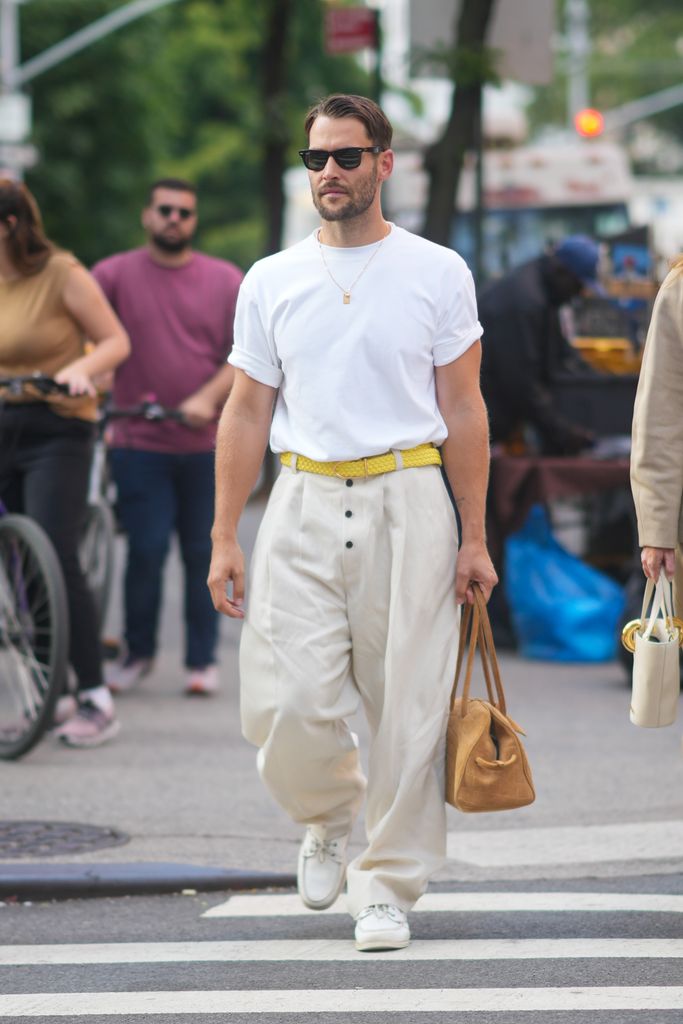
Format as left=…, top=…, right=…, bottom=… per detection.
left=297, top=827, right=349, bottom=910
left=52, top=694, right=78, bottom=727
left=184, top=665, right=219, bottom=696
left=105, top=655, right=153, bottom=693
left=354, top=904, right=410, bottom=952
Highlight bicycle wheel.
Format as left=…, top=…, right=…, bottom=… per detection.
left=79, top=500, right=116, bottom=629
left=0, top=514, right=69, bottom=759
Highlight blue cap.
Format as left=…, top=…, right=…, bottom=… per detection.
left=553, top=235, right=603, bottom=292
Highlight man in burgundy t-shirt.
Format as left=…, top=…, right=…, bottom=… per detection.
left=93, top=177, right=243, bottom=696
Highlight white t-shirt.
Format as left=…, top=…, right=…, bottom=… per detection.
left=229, top=225, right=482, bottom=461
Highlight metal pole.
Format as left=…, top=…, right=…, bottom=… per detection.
left=565, top=0, right=590, bottom=125
left=603, top=82, right=683, bottom=132
left=9, top=0, right=182, bottom=89
left=0, top=0, right=20, bottom=93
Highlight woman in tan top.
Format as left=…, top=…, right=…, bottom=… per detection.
left=0, top=179, right=129, bottom=747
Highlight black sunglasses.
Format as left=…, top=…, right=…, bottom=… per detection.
left=298, top=146, right=382, bottom=171
left=155, top=204, right=196, bottom=220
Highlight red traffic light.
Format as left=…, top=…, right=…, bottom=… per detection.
left=574, top=108, right=604, bottom=138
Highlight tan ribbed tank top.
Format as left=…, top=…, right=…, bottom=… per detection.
left=0, top=250, right=96, bottom=421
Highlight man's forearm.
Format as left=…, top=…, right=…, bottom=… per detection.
left=440, top=397, right=490, bottom=543
left=212, top=401, right=271, bottom=541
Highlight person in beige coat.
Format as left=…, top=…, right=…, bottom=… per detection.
left=630, top=257, right=683, bottom=607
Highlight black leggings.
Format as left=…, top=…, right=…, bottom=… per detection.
left=0, top=403, right=102, bottom=692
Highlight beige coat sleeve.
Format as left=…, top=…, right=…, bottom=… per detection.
left=630, top=269, right=683, bottom=547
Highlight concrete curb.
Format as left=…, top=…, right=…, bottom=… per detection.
left=0, top=863, right=297, bottom=901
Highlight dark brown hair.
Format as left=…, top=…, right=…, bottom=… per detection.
left=304, top=94, right=393, bottom=150
left=147, top=177, right=197, bottom=206
left=0, top=178, right=54, bottom=276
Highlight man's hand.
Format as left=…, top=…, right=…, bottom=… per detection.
left=641, top=546, right=676, bottom=581
left=179, top=391, right=218, bottom=429
left=207, top=537, right=246, bottom=618
left=455, top=540, right=499, bottom=605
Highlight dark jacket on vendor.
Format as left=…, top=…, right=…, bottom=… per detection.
left=479, top=236, right=601, bottom=456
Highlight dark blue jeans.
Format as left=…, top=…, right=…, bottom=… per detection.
left=109, top=449, right=218, bottom=669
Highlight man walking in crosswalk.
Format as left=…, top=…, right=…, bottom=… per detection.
left=208, top=93, right=497, bottom=951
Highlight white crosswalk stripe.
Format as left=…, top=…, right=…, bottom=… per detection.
left=3, top=937, right=683, bottom=965
left=446, top=821, right=683, bottom=867
left=1, top=986, right=683, bottom=1016
left=2, top=888, right=682, bottom=1019
left=203, top=889, right=683, bottom=917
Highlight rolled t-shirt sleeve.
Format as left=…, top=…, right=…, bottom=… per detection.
left=227, top=274, right=283, bottom=388
left=432, top=261, right=482, bottom=366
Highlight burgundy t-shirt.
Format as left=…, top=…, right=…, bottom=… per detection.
left=93, top=248, right=243, bottom=453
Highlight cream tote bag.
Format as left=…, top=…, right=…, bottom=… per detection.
left=630, top=576, right=680, bottom=728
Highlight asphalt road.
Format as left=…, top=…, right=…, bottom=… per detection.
left=2, top=874, right=682, bottom=1022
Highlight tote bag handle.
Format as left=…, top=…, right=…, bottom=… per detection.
left=641, top=575, right=675, bottom=641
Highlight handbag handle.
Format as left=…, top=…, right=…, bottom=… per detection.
left=473, top=585, right=508, bottom=717
left=450, top=583, right=507, bottom=716
left=641, top=575, right=675, bottom=640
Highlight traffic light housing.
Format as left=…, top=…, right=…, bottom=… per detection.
left=574, top=108, right=604, bottom=138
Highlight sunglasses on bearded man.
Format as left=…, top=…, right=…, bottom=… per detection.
left=298, top=146, right=383, bottom=171
left=154, top=205, right=196, bottom=220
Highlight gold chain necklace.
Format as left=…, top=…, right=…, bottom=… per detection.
left=317, top=225, right=390, bottom=305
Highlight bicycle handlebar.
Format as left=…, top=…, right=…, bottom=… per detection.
left=0, top=375, right=186, bottom=423
left=103, top=401, right=186, bottom=423
left=0, top=373, right=70, bottom=397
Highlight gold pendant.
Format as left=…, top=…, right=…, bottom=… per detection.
left=343, top=292, right=351, bottom=305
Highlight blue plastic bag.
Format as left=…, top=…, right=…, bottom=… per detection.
left=504, top=505, right=625, bottom=662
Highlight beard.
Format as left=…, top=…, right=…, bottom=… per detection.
left=151, top=230, right=193, bottom=253
left=312, top=166, right=378, bottom=222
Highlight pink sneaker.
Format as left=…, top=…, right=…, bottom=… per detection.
left=184, top=665, right=219, bottom=696
left=53, top=699, right=120, bottom=748
left=105, top=655, right=154, bottom=693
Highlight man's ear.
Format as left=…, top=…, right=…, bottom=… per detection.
left=378, top=148, right=394, bottom=183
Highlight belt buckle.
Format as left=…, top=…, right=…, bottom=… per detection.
left=332, top=457, right=369, bottom=478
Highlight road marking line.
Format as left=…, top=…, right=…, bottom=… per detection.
left=203, top=891, right=683, bottom=918
left=447, top=821, right=683, bottom=866
left=1, top=987, right=682, bottom=1015
left=2, top=938, right=682, bottom=966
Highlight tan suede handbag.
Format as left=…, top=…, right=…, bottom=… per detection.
left=446, top=584, right=535, bottom=813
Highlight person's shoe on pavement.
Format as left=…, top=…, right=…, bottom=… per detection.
left=297, top=826, right=349, bottom=910
left=354, top=904, right=410, bottom=952
left=184, top=665, right=219, bottom=697
left=105, top=654, right=153, bottom=693
left=51, top=693, right=78, bottom=727
left=53, top=687, right=120, bottom=748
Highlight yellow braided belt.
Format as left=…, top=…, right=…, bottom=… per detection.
left=280, top=443, right=441, bottom=478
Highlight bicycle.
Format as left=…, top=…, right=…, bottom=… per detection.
left=80, top=396, right=186, bottom=631
left=0, top=374, right=70, bottom=759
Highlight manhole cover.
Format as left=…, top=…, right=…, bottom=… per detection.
left=0, top=821, right=129, bottom=858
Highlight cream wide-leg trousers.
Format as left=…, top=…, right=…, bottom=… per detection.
left=239, top=462, right=460, bottom=917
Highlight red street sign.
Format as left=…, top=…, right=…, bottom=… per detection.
left=325, top=7, right=378, bottom=54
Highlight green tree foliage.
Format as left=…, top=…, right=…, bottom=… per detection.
left=529, top=0, right=683, bottom=148
left=24, top=0, right=175, bottom=266
left=23, top=0, right=369, bottom=269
